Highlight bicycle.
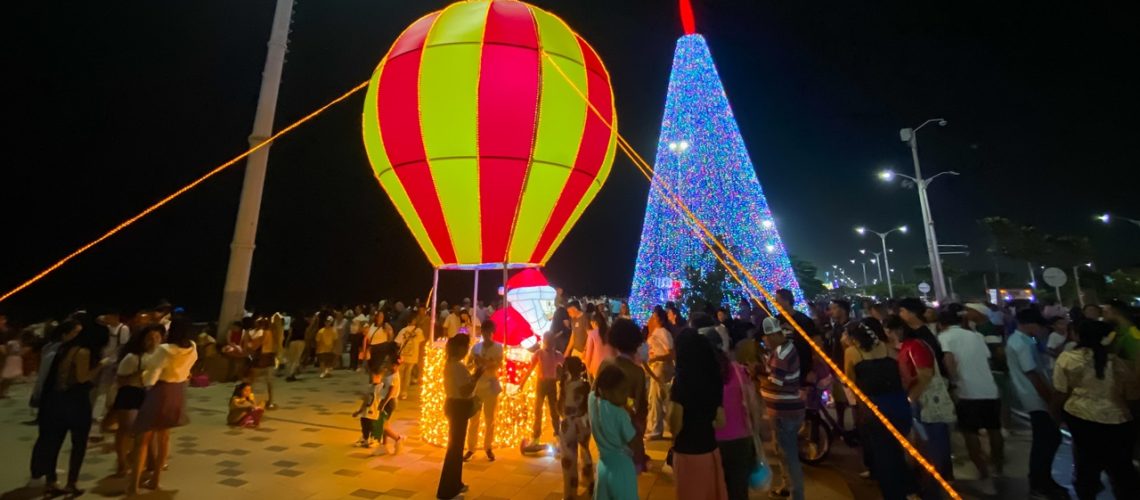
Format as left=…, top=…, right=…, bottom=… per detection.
left=797, top=381, right=857, bottom=465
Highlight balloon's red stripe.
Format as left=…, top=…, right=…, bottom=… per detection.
left=378, top=13, right=458, bottom=264
left=477, top=0, right=540, bottom=264
left=530, top=37, right=613, bottom=262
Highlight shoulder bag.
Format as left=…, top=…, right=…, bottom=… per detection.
left=908, top=343, right=956, bottom=424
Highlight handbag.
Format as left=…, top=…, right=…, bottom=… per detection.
left=908, top=343, right=956, bottom=424
left=733, top=364, right=772, bottom=491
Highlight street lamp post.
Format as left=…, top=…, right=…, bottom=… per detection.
left=851, top=259, right=868, bottom=291
left=887, top=118, right=955, bottom=302
left=856, top=226, right=906, bottom=298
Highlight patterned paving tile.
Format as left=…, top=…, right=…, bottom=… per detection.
left=254, top=426, right=277, bottom=432
left=217, top=468, right=244, bottom=477
left=228, top=449, right=251, bottom=455
left=385, top=489, right=416, bottom=498
left=300, top=442, right=323, bottom=448
left=216, top=460, right=241, bottom=467
left=349, top=489, right=383, bottom=499
left=224, top=430, right=243, bottom=436
left=218, top=478, right=248, bottom=487
left=371, top=464, right=401, bottom=473
left=276, top=469, right=304, bottom=477
left=247, top=436, right=270, bottom=442
left=333, top=469, right=361, bottom=477
left=301, top=427, right=321, bottom=432
left=265, top=445, right=288, bottom=452
left=272, top=460, right=298, bottom=468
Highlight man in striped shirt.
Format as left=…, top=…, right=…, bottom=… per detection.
left=759, top=317, right=805, bottom=500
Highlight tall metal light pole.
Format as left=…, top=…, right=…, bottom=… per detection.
left=890, top=118, right=954, bottom=302
left=850, top=259, right=868, bottom=291
left=856, top=226, right=907, bottom=298
left=217, top=0, right=295, bottom=335
left=862, top=249, right=884, bottom=282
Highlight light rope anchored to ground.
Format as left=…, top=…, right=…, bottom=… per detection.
left=0, top=80, right=370, bottom=304
left=542, top=50, right=963, bottom=500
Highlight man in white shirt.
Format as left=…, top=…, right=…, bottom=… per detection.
left=646, top=315, right=674, bottom=439
left=394, top=320, right=426, bottom=400
left=465, top=320, right=504, bottom=461
left=1007, top=309, right=1065, bottom=497
left=442, top=306, right=461, bottom=339
left=94, top=312, right=131, bottom=423
left=937, top=307, right=1003, bottom=493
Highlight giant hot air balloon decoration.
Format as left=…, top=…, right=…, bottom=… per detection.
left=368, top=0, right=617, bottom=449
left=362, top=0, right=618, bottom=269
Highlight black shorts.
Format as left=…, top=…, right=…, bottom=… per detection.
left=956, top=398, right=1001, bottom=431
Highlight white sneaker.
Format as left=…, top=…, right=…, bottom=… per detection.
left=354, top=438, right=368, bottom=447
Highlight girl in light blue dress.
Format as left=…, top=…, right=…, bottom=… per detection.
left=589, top=364, right=637, bottom=500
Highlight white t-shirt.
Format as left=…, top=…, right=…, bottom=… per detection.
left=937, top=326, right=999, bottom=400
left=142, top=342, right=198, bottom=386
left=443, top=314, right=462, bottom=338
left=647, top=327, right=673, bottom=370
left=395, top=326, right=426, bottom=363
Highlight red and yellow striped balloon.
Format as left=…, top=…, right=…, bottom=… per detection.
left=362, top=0, right=617, bottom=269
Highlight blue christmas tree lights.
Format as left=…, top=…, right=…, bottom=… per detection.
left=629, top=34, right=804, bottom=320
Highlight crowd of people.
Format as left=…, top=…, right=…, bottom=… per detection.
left=2, top=288, right=1137, bottom=500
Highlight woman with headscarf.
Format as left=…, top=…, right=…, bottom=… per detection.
left=669, top=328, right=728, bottom=500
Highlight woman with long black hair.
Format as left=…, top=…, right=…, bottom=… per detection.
left=111, top=325, right=163, bottom=476
left=127, top=318, right=197, bottom=494
left=844, top=318, right=917, bottom=499
left=669, top=328, right=728, bottom=500
left=29, top=319, right=109, bottom=496
left=436, top=333, right=483, bottom=500
left=1054, top=319, right=1140, bottom=499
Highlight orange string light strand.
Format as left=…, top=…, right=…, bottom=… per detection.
left=541, top=50, right=962, bottom=500
left=0, top=80, right=370, bottom=304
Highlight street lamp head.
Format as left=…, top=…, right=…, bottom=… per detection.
left=859, top=249, right=866, bottom=254
left=878, top=170, right=895, bottom=181
left=855, top=227, right=866, bottom=235
left=1096, top=213, right=1111, bottom=224
left=870, top=258, right=877, bottom=264
left=898, top=225, right=908, bottom=234
left=850, top=259, right=856, bottom=264
left=937, top=119, right=948, bottom=127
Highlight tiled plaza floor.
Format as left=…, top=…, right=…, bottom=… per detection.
left=0, top=368, right=859, bottom=499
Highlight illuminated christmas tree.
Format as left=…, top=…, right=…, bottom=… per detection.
left=629, top=7, right=803, bottom=320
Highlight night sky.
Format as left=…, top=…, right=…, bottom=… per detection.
left=5, top=0, right=1138, bottom=321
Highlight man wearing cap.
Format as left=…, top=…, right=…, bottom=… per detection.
left=1007, top=308, right=1066, bottom=498
left=758, top=317, right=805, bottom=500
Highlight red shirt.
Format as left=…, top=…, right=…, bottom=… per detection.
left=898, top=338, right=933, bottom=390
